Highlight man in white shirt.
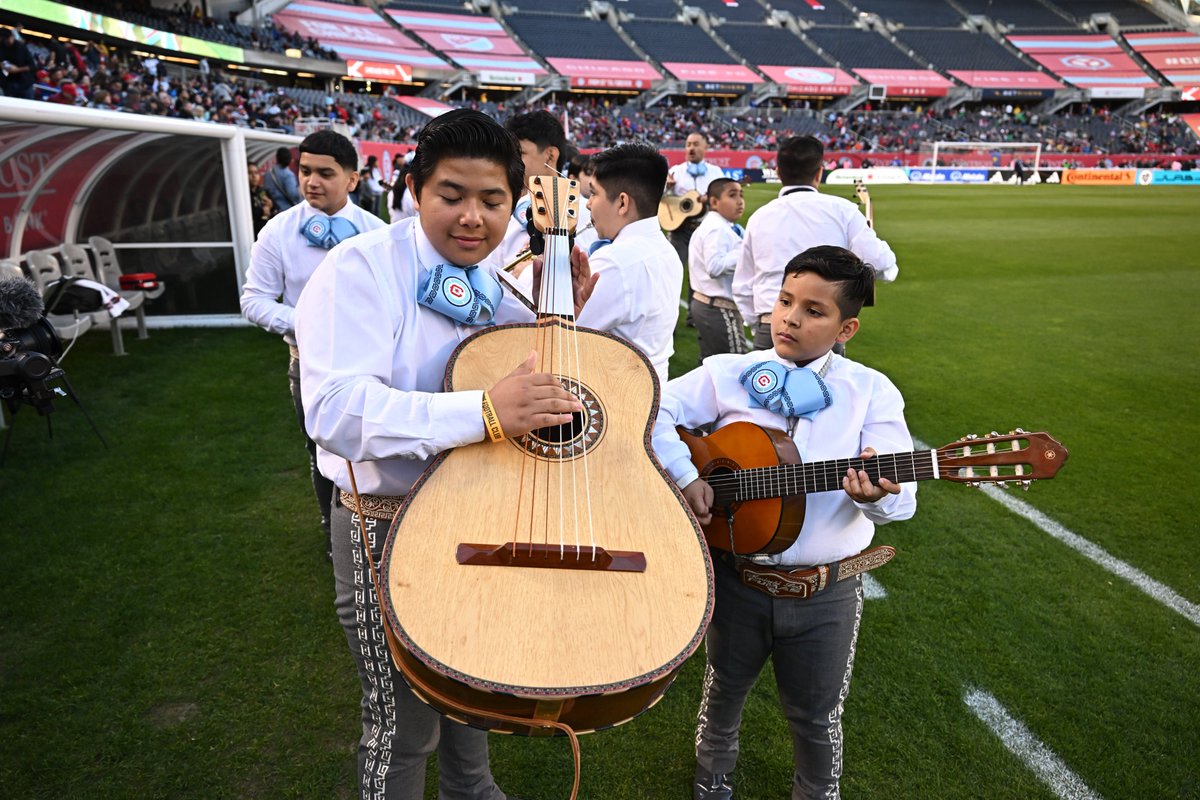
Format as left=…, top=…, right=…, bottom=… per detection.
left=733, top=135, right=898, bottom=349
left=489, top=110, right=596, bottom=282
left=239, top=130, right=387, bottom=555
left=665, top=131, right=727, bottom=265
left=688, top=177, right=749, bottom=362
left=583, top=141, right=684, bottom=386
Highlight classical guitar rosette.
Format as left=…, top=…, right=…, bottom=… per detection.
left=513, top=376, right=605, bottom=461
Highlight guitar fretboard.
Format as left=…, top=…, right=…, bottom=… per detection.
left=709, top=450, right=938, bottom=506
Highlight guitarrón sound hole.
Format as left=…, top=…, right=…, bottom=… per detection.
left=532, top=411, right=585, bottom=444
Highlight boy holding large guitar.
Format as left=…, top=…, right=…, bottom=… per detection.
left=652, top=246, right=918, bottom=800
left=295, top=109, right=595, bottom=800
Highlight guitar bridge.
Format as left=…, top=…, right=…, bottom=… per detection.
left=456, top=542, right=646, bottom=573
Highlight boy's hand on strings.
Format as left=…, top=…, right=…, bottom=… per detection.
left=489, top=350, right=583, bottom=437
left=681, top=478, right=714, bottom=526
left=528, top=247, right=599, bottom=317
left=842, top=447, right=901, bottom=503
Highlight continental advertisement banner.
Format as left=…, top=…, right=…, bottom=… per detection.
left=1061, top=169, right=1137, bottom=186
left=18, top=0, right=245, bottom=62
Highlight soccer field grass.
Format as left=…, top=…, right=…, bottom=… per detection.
left=1, top=185, right=1197, bottom=799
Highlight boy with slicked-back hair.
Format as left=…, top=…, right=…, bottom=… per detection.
left=296, top=109, right=596, bottom=800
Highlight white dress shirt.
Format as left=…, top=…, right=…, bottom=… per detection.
left=732, top=185, right=898, bottom=323
left=688, top=210, right=743, bottom=299
left=240, top=199, right=387, bottom=345
left=388, top=186, right=417, bottom=222
left=667, top=160, right=726, bottom=198
left=576, top=216, right=683, bottom=386
left=294, top=217, right=536, bottom=496
left=652, top=348, right=917, bottom=566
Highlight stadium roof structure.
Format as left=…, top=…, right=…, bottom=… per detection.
left=0, top=98, right=300, bottom=318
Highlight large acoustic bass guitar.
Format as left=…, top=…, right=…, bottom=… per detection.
left=680, top=422, right=1068, bottom=555
left=380, top=177, right=713, bottom=744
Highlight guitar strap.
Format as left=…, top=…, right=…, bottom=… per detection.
left=344, top=460, right=583, bottom=800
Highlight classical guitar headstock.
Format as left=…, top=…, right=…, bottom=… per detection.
left=528, top=175, right=580, bottom=237
left=854, top=180, right=870, bottom=205
left=935, top=429, right=1068, bottom=489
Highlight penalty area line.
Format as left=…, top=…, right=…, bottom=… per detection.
left=964, top=688, right=1102, bottom=800
left=913, top=439, right=1200, bottom=628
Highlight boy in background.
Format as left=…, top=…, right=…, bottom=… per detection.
left=580, top=141, right=683, bottom=386
left=688, top=178, right=749, bottom=362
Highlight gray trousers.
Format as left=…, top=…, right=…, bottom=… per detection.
left=696, top=554, right=864, bottom=800
left=331, top=498, right=507, bottom=800
left=691, top=299, right=749, bottom=362
left=289, top=353, right=334, bottom=540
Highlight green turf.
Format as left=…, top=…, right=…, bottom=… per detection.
left=2, top=185, right=1198, bottom=799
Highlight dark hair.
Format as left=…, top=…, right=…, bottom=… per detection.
left=274, top=146, right=292, bottom=168
left=590, top=141, right=668, bottom=220
left=299, top=129, right=358, bottom=172
left=506, top=110, right=568, bottom=168
left=782, top=245, right=874, bottom=319
left=409, top=109, right=524, bottom=206
left=706, top=177, right=738, bottom=202
left=566, top=153, right=591, bottom=179
left=777, top=135, right=824, bottom=186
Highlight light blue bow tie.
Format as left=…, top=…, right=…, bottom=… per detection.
left=587, top=238, right=612, bottom=256
left=301, top=215, right=359, bottom=249
left=418, top=263, right=503, bottom=326
left=739, top=361, right=831, bottom=419
left=731, top=223, right=744, bottom=238
left=686, top=161, right=707, bottom=178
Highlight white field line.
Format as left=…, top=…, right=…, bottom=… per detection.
left=915, top=438, right=1200, bottom=628
left=963, top=688, right=1102, bottom=800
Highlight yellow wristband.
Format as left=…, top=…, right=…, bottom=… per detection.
left=481, top=391, right=505, bottom=443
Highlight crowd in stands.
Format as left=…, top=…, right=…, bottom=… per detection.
left=3, top=23, right=1196, bottom=162
left=88, top=1, right=339, bottom=61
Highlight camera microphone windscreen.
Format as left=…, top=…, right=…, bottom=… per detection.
left=0, top=274, right=45, bottom=329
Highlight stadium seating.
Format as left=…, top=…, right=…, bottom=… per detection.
left=951, top=0, right=1075, bottom=30
left=717, top=24, right=831, bottom=67
left=688, top=0, right=772, bottom=24
left=892, top=29, right=1034, bottom=71
left=1050, top=0, right=1168, bottom=27
left=505, top=13, right=646, bottom=61
left=610, top=0, right=684, bottom=20
left=767, top=0, right=856, bottom=26
left=804, top=27, right=926, bottom=69
left=621, top=19, right=738, bottom=63
left=851, top=0, right=966, bottom=28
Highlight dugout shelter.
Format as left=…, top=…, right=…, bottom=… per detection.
left=0, top=97, right=300, bottom=324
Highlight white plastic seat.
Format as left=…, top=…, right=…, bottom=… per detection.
left=64, top=242, right=148, bottom=347
left=14, top=253, right=95, bottom=342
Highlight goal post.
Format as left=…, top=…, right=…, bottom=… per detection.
left=919, top=141, right=1043, bottom=171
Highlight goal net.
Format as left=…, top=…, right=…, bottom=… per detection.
left=918, top=141, right=1042, bottom=171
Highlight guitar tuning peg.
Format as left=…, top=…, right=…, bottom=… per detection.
left=989, top=431, right=1000, bottom=438
left=1020, top=480, right=1033, bottom=491
left=997, top=481, right=1009, bottom=489
left=965, top=433, right=979, bottom=441
left=1013, top=427, right=1026, bottom=434
left=969, top=481, right=981, bottom=489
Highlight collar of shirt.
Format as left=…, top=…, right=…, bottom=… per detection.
left=764, top=347, right=833, bottom=372
left=410, top=218, right=445, bottom=282
left=609, top=215, right=666, bottom=247
left=779, top=185, right=818, bottom=198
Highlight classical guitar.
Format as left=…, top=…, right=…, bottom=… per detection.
left=381, top=176, right=712, bottom=744
left=679, top=421, right=1068, bottom=555
left=658, top=190, right=704, bottom=231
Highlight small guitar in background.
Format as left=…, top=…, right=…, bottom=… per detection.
left=679, top=422, right=1068, bottom=555
left=854, top=180, right=874, bottom=228
left=658, top=190, right=704, bottom=231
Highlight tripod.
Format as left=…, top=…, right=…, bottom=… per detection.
left=0, top=367, right=108, bottom=467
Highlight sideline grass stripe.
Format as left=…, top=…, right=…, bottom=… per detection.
left=964, top=688, right=1102, bottom=800
left=911, top=438, right=1200, bottom=628
left=977, top=483, right=1200, bottom=627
